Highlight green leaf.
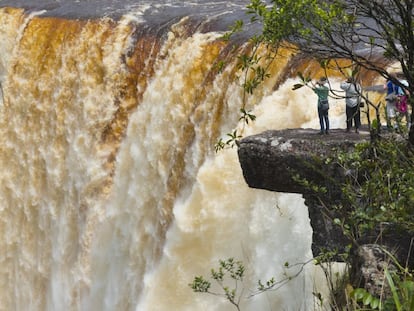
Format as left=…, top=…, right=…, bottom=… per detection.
left=363, top=292, right=373, bottom=305
left=370, top=297, right=380, bottom=309
left=189, top=276, right=211, bottom=292
left=385, top=268, right=402, bottom=311
left=292, top=83, right=304, bottom=90
left=351, top=288, right=367, bottom=300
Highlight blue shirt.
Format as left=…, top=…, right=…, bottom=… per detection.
left=386, top=80, right=399, bottom=95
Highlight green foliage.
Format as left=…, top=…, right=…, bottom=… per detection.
left=248, top=0, right=344, bottom=45
left=221, top=20, right=244, bottom=41
left=292, top=173, right=327, bottom=195
left=383, top=267, right=414, bottom=311
left=350, top=262, right=414, bottom=311
left=322, top=138, right=414, bottom=308
left=214, top=47, right=265, bottom=152
left=331, top=139, right=414, bottom=242
left=236, top=45, right=271, bottom=106
left=215, top=130, right=243, bottom=152
left=286, top=131, right=414, bottom=310
left=351, top=288, right=381, bottom=309
left=257, top=277, right=276, bottom=291
left=254, top=258, right=314, bottom=294
left=291, top=71, right=312, bottom=90
left=239, top=108, right=256, bottom=124
left=245, top=0, right=414, bottom=143
left=190, top=276, right=211, bottom=293
left=216, top=0, right=414, bottom=150
left=216, top=257, right=245, bottom=281
left=214, top=138, right=226, bottom=153
left=190, top=258, right=317, bottom=310
left=189, top=258, right=245, bottom=311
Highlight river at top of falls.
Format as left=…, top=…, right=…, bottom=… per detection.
left=0, top=2, right=384, bottom=311
left=0, top=0, right=253, bottom=28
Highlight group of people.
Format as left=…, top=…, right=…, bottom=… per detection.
left=312, top=76, right=362, bottom=135
left=384, top=73, right=410, bottom=128
left=312, top=73, right=411, bottom=135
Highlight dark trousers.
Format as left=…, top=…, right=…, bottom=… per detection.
left=318, top=108, right=329, bottom=131
left=346, top=105, right=360, bottom=130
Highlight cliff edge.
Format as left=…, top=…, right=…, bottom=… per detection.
left=237, top=128, right=370, bottom=194
left=237, top=128, right=371, bottom=258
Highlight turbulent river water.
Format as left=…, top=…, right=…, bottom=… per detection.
left=0, top=1, right=385, bottom=311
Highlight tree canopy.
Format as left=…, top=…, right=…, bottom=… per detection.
left=245, top=0, right=414, bottom=143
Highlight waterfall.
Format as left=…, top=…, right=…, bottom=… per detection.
left=0, top=4, right=358, bottom=311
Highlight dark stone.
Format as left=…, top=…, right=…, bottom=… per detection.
left=237, top=128, right=369, bottom=194
left=237, top=128, right=371, bottom=259
left=350, top=244, right=397, bottom=297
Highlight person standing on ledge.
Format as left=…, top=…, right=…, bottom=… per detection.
left=312, top=77, right=330, bottom=135
left=384, top=75, right=399, bottom=128
left=340, top=77, right=362, bottom=133
left=396, top=72, right=410, bottom=128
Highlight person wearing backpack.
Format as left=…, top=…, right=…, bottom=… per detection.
left=340, top=77, right=362, bottom=133
left=313, top=77, right=330, bottom=135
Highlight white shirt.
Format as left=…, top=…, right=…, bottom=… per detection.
left=340, top=81, right=361, bottom=108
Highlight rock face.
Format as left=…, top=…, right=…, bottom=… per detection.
left=237, top=127, right=414, bottom=291
left=237, top=128, right=371, bottom=258
left=237, top=128, right=369, bottom=194
left=350, top=244, right=397, bottom=297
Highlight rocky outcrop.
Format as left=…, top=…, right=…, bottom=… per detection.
left=237, top=128, right=414, bottom=272
left=237, top=128, right=371, bottom=259
left=237, top=126, right=414, bottom=301
left=350, top=244, right=397, bottom=297
left=237, top=128, right=368, bottom=194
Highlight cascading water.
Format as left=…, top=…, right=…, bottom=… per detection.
left=0, top=2, right=380, bottom=311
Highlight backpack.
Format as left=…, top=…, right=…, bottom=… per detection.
left=319, top=99, right=329, bottom=111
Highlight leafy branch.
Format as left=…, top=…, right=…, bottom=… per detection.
left=190, top=257, right=322, bottom=310
left=253, top=258, right=314, bottom=295
left=189, top=258, right=245, bottom=311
